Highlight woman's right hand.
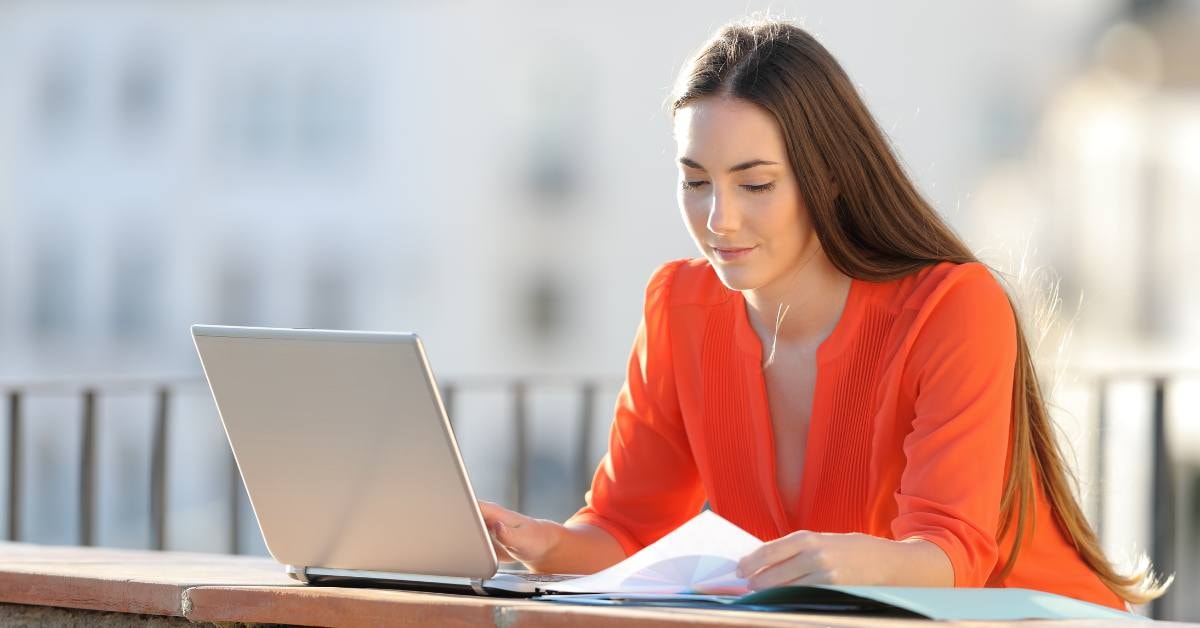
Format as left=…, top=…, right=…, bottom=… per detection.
left=477, top=501, right=566, bottom=571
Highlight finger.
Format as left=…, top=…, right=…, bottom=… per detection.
left=789, top=569, right=838, bottom=586
left=478, top=501, right=528, bottom=528
left=487, top=527, right=517, bottom=563
left=737, top=530, right=814, bottom=578
left=746, top=551, right=820, bottom=591
left=490, top=518, right=541, bottom=558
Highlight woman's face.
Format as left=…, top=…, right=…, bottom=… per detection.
left=673, top=96, right=817, bottom=293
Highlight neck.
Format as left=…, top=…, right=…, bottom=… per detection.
left=742, top=245, right=853, bottom=350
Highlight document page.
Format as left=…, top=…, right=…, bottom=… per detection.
left=551, top=510, right=763, bottom=594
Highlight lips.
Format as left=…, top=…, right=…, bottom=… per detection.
left=711, top=245, right=756, bottom=262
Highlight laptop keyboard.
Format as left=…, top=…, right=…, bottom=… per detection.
left=503, top=571, right=578, bottom=583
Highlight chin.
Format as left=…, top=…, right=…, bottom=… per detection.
left=709, top=263, right=767, bottom=292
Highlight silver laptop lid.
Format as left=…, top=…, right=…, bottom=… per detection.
left=191, top=325, right=498, bottom=579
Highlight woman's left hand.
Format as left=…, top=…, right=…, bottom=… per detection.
left=736, top=530, right=927, bottom=590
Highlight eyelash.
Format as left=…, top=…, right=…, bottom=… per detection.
left=680, top=181, right=776, bottom=194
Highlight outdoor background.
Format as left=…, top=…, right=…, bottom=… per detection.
left=0, top=0, right=1197, bottom=620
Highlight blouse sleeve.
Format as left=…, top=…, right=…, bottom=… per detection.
left=890, top=264, right=1019, bottom=587
left=564, top=260, right=706, bottom=557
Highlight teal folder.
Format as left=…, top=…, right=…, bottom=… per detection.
left=539, top=586, right=1141, bottom=621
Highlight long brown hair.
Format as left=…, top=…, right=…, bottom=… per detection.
left=669, top=16, right=1169, bottom=604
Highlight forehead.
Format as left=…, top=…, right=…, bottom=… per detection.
left=673, top=96, right=786, bottom=163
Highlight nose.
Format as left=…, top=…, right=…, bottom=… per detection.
left=705, top=187, right=741, bottom=236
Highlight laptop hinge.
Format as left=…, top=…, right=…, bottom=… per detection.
left=285, top=565, right=310, bottom=583
left=300, top=566, right=485, bottom=592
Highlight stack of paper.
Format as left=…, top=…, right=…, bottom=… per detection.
left=550, top=510, right=762, bottom=595
left=541, top=510, right=1139, bottom=621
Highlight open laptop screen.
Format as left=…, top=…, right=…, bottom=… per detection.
left=192, top=325, right=498, bottom=580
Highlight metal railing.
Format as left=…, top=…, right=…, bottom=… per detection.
left=5, top=380, right=183, bottom=552
left=1089, top=374, right=1179, bottom=620
left=1, top=371, right=1195, bottom=619
left=1, top=376, right=617, bottom=555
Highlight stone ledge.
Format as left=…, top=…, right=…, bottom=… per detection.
left=183, top=585, right=506, bottom=627
left=1, top=571, right=185, bottom=617
left=0, top=602, right=235, bottom=627
left=180, top=585, right=933, bottom=628
left=0, top=541, right=295, bottom=617
left=0, top=542, right=1176, bottom=627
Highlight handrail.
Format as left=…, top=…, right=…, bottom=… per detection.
left=0, top=370, right=1189, bottom=619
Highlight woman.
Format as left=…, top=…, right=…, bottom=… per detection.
left=479, top=17, right=1167, bottom=609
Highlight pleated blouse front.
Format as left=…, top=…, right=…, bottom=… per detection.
left=566, top=257, right=1125, bottom=610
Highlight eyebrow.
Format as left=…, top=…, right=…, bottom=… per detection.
left=678, top=157, right=779, bottom=173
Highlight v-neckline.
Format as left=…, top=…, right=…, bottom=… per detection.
left=731, top=276, right=866, bottom=535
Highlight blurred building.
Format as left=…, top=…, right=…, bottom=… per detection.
left=0, top=0, right=1140, bottom=381
left=0, top=0, right=1196, bottom=619
left=967, top=1, right=1200, bottom=370
left=966, top=1, right=1200, bottom=619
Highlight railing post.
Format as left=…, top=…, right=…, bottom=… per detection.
left=1094, top=377, right=1108, bottom=540
left=229, top=452, right=241, bottom=555
left=1150, top=377, right=1174, bottom=620
left=79, top=389, right=97, bottom=546
left=441, top=383, right=456, bottom=431
left=150, top=387, right=170, bottom=551
left=511, top=381, right=528, bottom=513
left=576, top=382, right=596, bottom=497
left=7, top=391, right=21, bottom=542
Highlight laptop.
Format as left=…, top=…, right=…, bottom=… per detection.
left=191, top=324, right=583, bottom=596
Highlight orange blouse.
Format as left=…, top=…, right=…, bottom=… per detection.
left=566, top=258, right=1125, bottom=610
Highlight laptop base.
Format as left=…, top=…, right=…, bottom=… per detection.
left=287, top=565, right=554, bottom=597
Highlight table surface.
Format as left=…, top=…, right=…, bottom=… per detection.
left=0, top=542, right=1189, bottom=627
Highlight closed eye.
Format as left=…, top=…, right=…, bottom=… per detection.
left=681, top=181, right=775, bottom=193
left=744, top=182, right=775, bottom=193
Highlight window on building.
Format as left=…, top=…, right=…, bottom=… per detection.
left=523, top=271, right=566, bottom=345
left=35, top=45, right=85, bottom=141
left=110, top=232, right=161, bottom=340
left=31, top=222, right=79, bottom=339
left=306, top=256, right=351, bottom=330
left=216, top=258, right=260, bottom=326
left=117, top=45, right=167, bottom=142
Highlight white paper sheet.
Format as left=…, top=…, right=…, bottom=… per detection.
left=551, top=510, right=763, bottom=595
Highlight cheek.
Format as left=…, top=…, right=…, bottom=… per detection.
left=755, top=195, right=808, bottom=246
left=678, top=194, right=708, bottom=234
